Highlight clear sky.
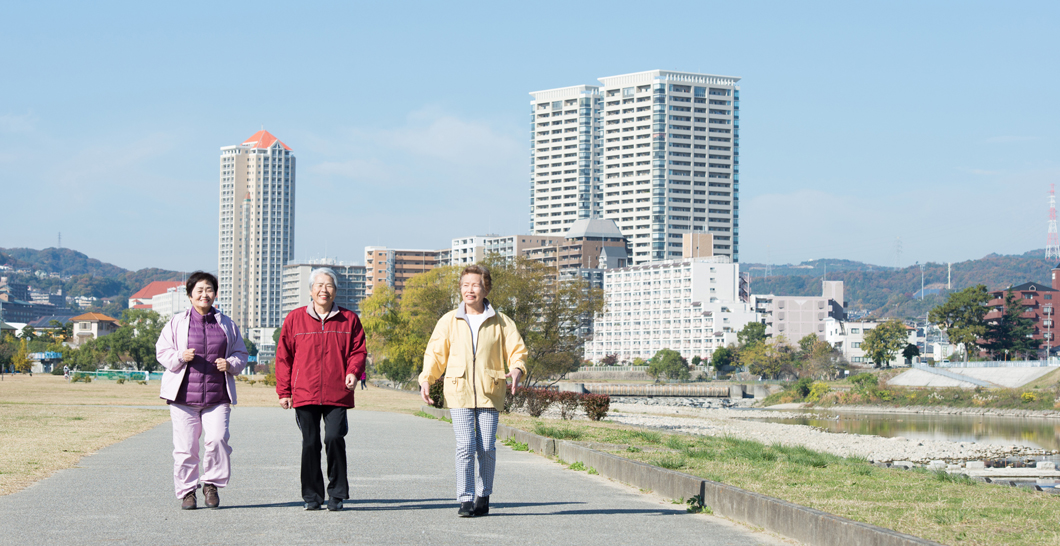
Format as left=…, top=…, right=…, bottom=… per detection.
left=2, top=1, right=1057, bottom=272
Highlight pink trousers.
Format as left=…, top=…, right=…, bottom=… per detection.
left=170, top=403, right=232, bottom=498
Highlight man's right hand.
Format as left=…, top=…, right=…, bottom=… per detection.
left=419, top=381, right=433, bottom=405
left=279, top=397, right=292, bottom=410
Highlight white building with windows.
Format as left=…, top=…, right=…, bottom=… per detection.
left=584, top=256, right=756, bottom=363
left=217, top=130, right=295, bottom=329
left=824, top=318, right=920, bottom=367
left=531, top=70, right=739, bottom=265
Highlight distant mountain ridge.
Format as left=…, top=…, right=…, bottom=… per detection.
left=0, top=247, right=129, bottom=277
left=748, top=249, right=1055, bottom=319
left=0, top=247, right=184, bottom=310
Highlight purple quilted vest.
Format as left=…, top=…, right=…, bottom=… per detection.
left=173, top=309, right=230, bottom=407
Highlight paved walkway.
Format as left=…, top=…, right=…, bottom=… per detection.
left=0, top=408, right=788, bottom=546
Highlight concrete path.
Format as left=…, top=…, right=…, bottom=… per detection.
left=0, top=408, right=788, bottom=546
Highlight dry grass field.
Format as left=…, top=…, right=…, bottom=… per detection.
left=0, top=374, right=421, bottom=496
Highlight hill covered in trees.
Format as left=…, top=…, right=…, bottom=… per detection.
left=747, top=250, right=1055, bottom=320
left=1, top=247, right=184, bottom=315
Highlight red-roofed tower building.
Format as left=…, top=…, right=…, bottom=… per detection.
left=218, top=130, right=295, bottom=329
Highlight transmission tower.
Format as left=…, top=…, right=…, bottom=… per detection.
left=1047, top=184, right=1060, bottom=261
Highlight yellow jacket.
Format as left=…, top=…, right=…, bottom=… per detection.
left=420, top=301, right=528, bottom=410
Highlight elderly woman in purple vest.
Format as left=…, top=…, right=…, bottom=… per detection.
left=156, top=271, right=248, bottom=510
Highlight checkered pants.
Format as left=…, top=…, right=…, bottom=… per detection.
left=450, top=408, right=498, bottom=502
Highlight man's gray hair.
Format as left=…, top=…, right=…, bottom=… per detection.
left=308, top=267, right=339, bottom=289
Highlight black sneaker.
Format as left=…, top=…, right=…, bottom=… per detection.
left=327, top=498, right=344, bottom=511
left=304, top=501, right=322, bottom=511
left=473, top=495, right=489, bottom=516
left=457, top=501, right=474, bottom=517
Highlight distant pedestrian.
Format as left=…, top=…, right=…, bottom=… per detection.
left=275, top=267, right=367, bottom=512
left=420, top=264, right=527, bottom=518
left=359, top=370, right=367, bottom=390
left=156, top=271, right=248, bottom=511
left=63, top=365, right=70, bottom=381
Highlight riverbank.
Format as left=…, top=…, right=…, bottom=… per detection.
left=607, top=401, right=1050, bottom=464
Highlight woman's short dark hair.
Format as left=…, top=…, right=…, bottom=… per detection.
left=186, top=271, right=218, bottom=295
left=459, top=264, right=492, bottom=294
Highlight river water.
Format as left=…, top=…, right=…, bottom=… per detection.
left=762, top=411, right=1060, bottom=452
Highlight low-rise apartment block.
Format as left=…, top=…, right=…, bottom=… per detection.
left=753, top=281, right=846, bottom=344
left=585, top=256, right=756, bottom=363
left=282, top=260, right=366, bottom=316
left=824, top=318, right=920, bottom=367
left=364, top=247, right=444, bottom=298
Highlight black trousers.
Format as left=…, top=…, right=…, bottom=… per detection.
left=295, top=405, right=349, bottom=503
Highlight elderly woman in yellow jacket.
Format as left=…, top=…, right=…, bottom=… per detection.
left=420, top=264, right=527, bottom=518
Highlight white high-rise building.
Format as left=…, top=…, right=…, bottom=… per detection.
left=531, top=70, right=740, bottom=265
left=528, top=85, right=603, bottom=234
left=217, top=130, right=296, bottom=329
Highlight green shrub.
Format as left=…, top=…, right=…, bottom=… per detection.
left=50, top=366, right=64, bottom=375
left=429, top=378, right=444, bottom=408
left=850, top=373, right=878, bottom=391
left=115, top=377, right=126, bottom=385
left=263, top=373, right=276, bottom=387
left=806, top=381, right=831, bottom=403
left=376, top=356, right=417, bottom=383
left=793, top=377, right=813, bottom=398
left=581, top=393, right=610, bottom=421
left=1021, top=392, right=1037, bottom=403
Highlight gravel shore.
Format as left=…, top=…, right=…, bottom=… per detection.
left=605, top=399, right=1052, bottom=464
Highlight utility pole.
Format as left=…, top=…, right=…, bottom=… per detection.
left=918, top=262, right=925, bottom=300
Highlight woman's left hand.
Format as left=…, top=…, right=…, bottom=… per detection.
left=505, top=368, right=523, bottom=394
left=215, top=358, right=229, bottom=372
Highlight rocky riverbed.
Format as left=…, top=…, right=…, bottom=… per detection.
left=605, top=399, right=1052, bottom=464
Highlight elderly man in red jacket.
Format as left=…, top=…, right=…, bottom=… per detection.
left=275, top=267, right=366, bottom=511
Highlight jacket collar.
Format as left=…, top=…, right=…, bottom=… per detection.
left=306, top=303, right=341, bottom=323
left=455, top=299, right=495, bottom=322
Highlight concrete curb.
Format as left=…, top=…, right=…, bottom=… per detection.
left=419, top=405, right=943, bottom=546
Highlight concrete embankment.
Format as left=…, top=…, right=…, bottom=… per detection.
left=422, top=405, right=943, bottom=546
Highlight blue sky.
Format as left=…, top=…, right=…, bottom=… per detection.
left=2, top=1, right=1057, bottom=272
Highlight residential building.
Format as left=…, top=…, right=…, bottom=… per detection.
left=282, top=260, right=366, bottom=316
left=451, top=236, right=491, bottom=265
left=522, top=218, right=628, bottom=283
left=128, top=281, right=183, bottom=309
left=0, top=298, right=75, bottom=324
left=149, top=285, right=192, bottom=318
left=531, top=70, right=740, bottom=265
left=364, top=247, right=444, bottom=298
left=482, top=234, right=558, bottom=262
left=70, top=312, right=119, bottom=347
left=984, top=267, right=1060, bottom=353
left=0, top=278, right=30, bottom=302
left=528, top=84, right=603, bottom=235
left=753, top=281, right=846, bottom=344
left=29, top=289, right=65, bottom=306
left=217, top=130, right=296, bottom=330
left=584, top=256, right=756, bottom=363
left=824, top=318, right=919, bottom=367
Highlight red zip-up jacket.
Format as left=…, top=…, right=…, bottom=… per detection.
left=275, top=305, right=367, bottom=408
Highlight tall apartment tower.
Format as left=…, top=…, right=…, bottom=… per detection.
left=217, top=130, right=296, bottom=329
left=531, top=70, right=740, bottom=265
left=528, top=85, right=603, bottom=234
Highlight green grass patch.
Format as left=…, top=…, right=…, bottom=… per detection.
left=569, top=461, right=587, bottom=471
left=501, top=437, right=529, bottom=451
left=413, top=411, right=437, bottom=420
left=500, top=414, right=1060, bottom=546
left=533, top=423, right=583, bottom=440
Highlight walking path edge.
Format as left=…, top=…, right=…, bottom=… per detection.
left=418, top=405, right=945, bottom=546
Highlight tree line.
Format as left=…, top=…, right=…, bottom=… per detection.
left=360, top=256, right=604, bottom=387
